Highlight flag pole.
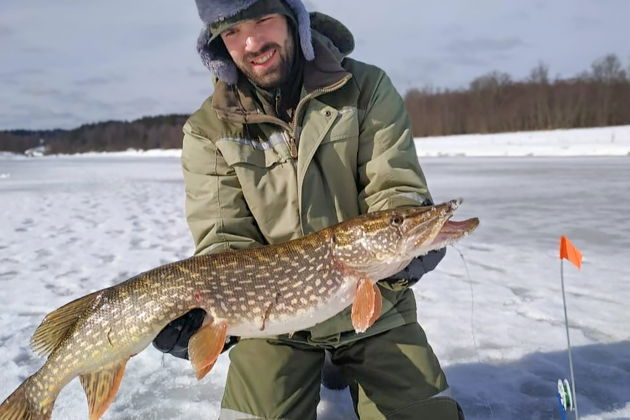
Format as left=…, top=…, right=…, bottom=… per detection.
left=560, top=258, right=579, bottom=419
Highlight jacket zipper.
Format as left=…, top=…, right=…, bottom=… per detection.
left=219, top=74, right=352, bottom=159
left=275, top=89, right=300, bottom=157
left=288, top=74, right=353, bottom=147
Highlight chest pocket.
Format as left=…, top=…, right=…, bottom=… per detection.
left=215, top=137, right=299, bottom=235
left=322, top=107, right=360, bottom=144
left=217, top=137, right=286, bottom=169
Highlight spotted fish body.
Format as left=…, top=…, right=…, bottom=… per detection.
left=0, top=200, right=479, bottom=420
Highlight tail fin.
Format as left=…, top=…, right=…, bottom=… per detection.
left=0, top=377, right=52, bottom=420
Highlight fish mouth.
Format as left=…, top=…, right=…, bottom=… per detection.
left=429, top=217, right=479, bottom=248
left=407, top=200, right=479, bottom=255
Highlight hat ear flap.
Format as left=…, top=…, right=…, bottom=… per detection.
left=197, top=27, right=239, bottom=85
left=283, top=0, right=314, bottom=61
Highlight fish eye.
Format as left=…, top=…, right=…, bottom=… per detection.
left=390, top=215, right=404, bottom=226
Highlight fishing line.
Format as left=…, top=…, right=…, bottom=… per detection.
left=452, top=244, right=496, bottom=418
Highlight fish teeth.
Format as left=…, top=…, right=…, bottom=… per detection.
left=449, top=199, right=462, bottom=211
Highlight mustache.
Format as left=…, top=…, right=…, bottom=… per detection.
left=244, top=43, right=281, bottom=62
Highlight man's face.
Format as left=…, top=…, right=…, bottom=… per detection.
left=220, top=14, right=295, bottom=89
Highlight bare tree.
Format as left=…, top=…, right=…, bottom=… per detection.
left=528, top=62, right=550, bottom=84
left=590, top=54, right=627, bottom=83
left=470, top=71, right=513, bottom=92
left=6, top=54, right=630, bottom=153
left=403, top=56, right=630, bottom=137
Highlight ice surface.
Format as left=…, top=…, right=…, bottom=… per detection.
left=415, top=125, right=630, bottom=157
left=0, top=128, right=629, bottom=419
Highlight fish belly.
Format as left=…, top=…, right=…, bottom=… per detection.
left=227, top=279, right=356, bottom=338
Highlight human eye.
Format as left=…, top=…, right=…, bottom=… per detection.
left=257, top=16, right=274, bottom=24
left=223, top=28, right=237, bottom=38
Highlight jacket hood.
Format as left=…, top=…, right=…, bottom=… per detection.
left=196, top=5, right=354, bottom=85
left=309, top=12, right=354, bottom=59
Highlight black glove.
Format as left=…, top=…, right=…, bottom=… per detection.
left=403, top=247, right=446, bottom=281
left=382, top=247, right=446, bottom=289
left=153, top=309, right=240, bottom=359
left=153, top=308, right=206, bottom=359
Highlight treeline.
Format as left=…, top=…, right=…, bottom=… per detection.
left=405, top=54, right=630, bottom=137
left=0, top=114, right=188, bottom=155
left=2, top=54, right=630, bottom=154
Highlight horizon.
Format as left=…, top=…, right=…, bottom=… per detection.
left=3, top=61, right=629, bottom=134
left=2, top=0, right=630, bottom=130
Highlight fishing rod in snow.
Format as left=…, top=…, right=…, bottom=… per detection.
left=556, top=235, right=583, bottom=420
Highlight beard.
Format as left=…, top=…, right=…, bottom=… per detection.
left=236, top=35, right=296, bottom=89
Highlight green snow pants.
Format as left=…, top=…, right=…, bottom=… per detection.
left=219, top=322, right=463, bottom=419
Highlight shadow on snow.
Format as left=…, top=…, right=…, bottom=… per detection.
left=446, top=341, right=630, bottom=419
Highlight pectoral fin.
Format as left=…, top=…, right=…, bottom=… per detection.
left=79, top=359, right=128, bottom=420
left=351, top=278, right=382, bottom=333
left=188, top=321, right=228, bottom=380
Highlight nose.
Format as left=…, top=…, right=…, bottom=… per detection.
left=245, top=33, right=265, bottom=53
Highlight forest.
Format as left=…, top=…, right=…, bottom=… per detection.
left=404, top=54, right=630, bottom=137
left=1, top=54, right=629, bottom=155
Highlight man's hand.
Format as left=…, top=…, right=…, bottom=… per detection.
left=153, top=309, right=240, bottom=359
left=382, top=247, right=446, bottom=290
left=404, top=247, right=446, bottom=281
left=153, top=308, right=206, bottom=359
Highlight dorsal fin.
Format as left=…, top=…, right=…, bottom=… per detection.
left=80, top=359, right=128, bottom=420
left=30, top=291, right=101, bottom=357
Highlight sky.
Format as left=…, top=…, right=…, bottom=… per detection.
left=1, top=0, right=629, bottom=130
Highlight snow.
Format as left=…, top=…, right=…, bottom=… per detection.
left=415, top=125, right=630, bottom=157
left=0, top=127, right=629, bottom=419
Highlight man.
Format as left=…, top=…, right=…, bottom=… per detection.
left=154, top=1, right=464, bottom=418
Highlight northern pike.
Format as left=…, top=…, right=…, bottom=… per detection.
left=0, top=200, right=478, bottom=420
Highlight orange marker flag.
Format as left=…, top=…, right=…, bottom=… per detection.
left=559, top=236, right=583, bottom=270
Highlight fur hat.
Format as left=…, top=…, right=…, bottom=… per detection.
left=195, top=0, right=315, bottom=84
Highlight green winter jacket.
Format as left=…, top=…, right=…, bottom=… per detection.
left=181, top=13, right=432, bottom=346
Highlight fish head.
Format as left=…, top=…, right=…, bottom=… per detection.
left=331, top=200, right=479, bottom=280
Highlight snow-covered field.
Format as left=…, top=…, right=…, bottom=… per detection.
left=416, top=125, right=630, bottom=157
left=0, top=126, right=629, bottom=419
